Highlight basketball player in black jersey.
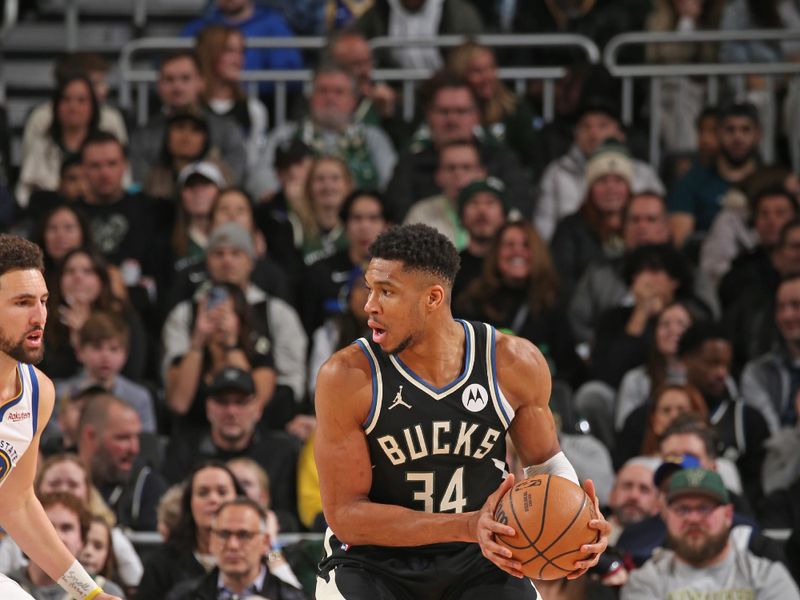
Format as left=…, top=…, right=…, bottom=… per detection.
left=314, top=224, right=610, bottom=599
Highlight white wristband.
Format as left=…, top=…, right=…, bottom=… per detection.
left=57, top=559, right=102, bottom=600
left=523, top=451, right=579, bottom=485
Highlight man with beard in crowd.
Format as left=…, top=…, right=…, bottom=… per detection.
left=77, top=392, right=167, bottom=531
left=607, top=456, right=661, bottom=545
left=668, top=103, right=761, bottom=247
left=621, top=469, right=799, bottom=599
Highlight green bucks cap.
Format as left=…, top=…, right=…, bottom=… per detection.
left=666, top=468, right=729, bottom=505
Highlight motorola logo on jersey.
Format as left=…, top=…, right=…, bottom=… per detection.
left=461, top=384, right=489, bottom=413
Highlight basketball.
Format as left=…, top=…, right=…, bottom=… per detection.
left=494, top=474, right=598, bottom=580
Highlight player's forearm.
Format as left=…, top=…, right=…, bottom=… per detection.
left=329, top=500, right=473, bottom=547
left=1, top=492, right=75, bottom=582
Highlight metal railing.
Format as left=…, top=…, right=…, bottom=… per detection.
left=604, top=29, right=800, bottom=167
left=0, top=0, right=18, bottom=103
left=118, top=34, right=600, bottom=128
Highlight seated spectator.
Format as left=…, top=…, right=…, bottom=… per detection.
left=621, top=469, right=800, bottom=600
left=8, top=493, right=126, bottom=599
left=678, top=323, right=771, bottom=505
left=227, top=458, right=303, bottom=588
left=668, top=103, right=761, bottom=247
left=163, top=367, right=299, bottom=520
left=385, top=71, right=531, bottom=221
left=536, top=98, right=664, bottom=242
left=576, top=246, right=704, bottom=449
left=22, top=53, right=128, bottom=178
left=616, top=383, right=709, bottom=468
left=165, top=281, right=276, bottom=430
left=17, top=75, right=100, bottom=209
left=356, top=0, right=482, bottom=70
left=249, top=65, right=396, bottom=199
left=143, top=109, right=233, bottom=202
left=252, top=137, right=312, bottom=291
left=614, top=301, right=694, bottom=433
left=550, top=138, right=632, bottom=299
left=308, top=268, right=370, bottom=398
left=174, top=498, right=307, bottom=600
left=24, top=453, right=142, bottom=588
left=166, top=187, right=293, bottom=314
left=568, top=191, right=716, bottom=346
left=31, top=203, right=92, bottom=275
left=451, top=178, right=508, bottom=301
left=327, top=30, right=403, bottom=147
left=447, top=41, right=542, bottom=172
left=55, top=311, right=156, bottom=434
left=135, top=461, right=243, bottom=600
left=40, top=385, right=90, bottom=455
left=77, top=393, right=168, bottom=531
left=156, top=484, right=185, bottom=543
left=725, top=218, right=800, bottom=370
left=607, top=456, right=661, bottom=546
left=301, top=190, right=386, bottom=335
left=714, top=183, right=798, bottom=308
left=616, top=415, right=779, bottom=567
left=26, top=155, right=89, bottom=225
left=195, top=25, right=268, bottom=172
left=456, top=220, right=586, bottom=389
left=181, top=0, right=303, bottom=95
left=76, top=132, right=171, bottom=303
left=740, top=275, right=800, bottom=434
left=129, top=51, right=246, bottom=186
left=644, top=0, right=724, bottom=153
left=210, top=186, right=267, bottom=259
left=162, top=222, right=306, bottom=418
left=170, top=162, right=225, bottom=271
left=81, top=516, right=126, bottom=595
left=293, top=156, right=354, bottom=265
left=403, top=140, right=486, bottom=250
left=41, top=248, right=148, bottom=380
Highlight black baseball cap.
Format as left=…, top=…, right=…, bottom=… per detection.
left=208, top=367, right=255, bottom=396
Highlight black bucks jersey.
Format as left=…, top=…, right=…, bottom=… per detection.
left=321, top=320, right=515, bottom=565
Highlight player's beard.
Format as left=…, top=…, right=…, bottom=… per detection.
left=667, top=527, right=729, bottom=566
left=0, top=327, right=44, bottom=365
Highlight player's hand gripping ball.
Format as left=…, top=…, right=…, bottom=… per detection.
left=494, top=474, right=598, bottom=580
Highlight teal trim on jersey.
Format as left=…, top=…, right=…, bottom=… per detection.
left=391, top=320, right=471, bottom=394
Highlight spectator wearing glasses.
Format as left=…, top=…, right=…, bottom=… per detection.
left=621, top=469, right=800, bottom=600
left=163, top=367, right=301, bottom=521
left=175, top=498, right=307, bottom=600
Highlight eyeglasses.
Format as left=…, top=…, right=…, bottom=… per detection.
left=667, top=501, right=720, bottom=518
left=211, top=529, right=262, bottom=542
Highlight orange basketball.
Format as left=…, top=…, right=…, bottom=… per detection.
left=494, top=474, right=598, bottom=580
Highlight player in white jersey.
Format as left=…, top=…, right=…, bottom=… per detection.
left=0, top=235, right=120, bottom=600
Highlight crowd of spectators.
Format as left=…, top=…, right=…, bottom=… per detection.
left=2, top=0, right=800, bottom=598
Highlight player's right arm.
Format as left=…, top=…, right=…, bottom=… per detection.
left=315, top=345, right=520, bottom=562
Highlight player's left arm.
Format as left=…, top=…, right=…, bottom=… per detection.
left=496, top=333, right=610, bottom=579
left=0, top=369, right=120, bottom=600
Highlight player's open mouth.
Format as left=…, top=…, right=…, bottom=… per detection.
left=25, top=331, right=43, bottom=347
left=368, top=321, right=387, bottom=344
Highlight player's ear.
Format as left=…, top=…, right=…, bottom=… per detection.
left=427, top=285, right=445, bottom=310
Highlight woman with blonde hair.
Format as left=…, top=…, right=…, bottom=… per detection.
left=195, top=25, right=268, bottom=171
left=447, top=41, right=540, bottom=168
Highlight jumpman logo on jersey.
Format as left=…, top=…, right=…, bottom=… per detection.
left=388, top=385, right=412, bottom=410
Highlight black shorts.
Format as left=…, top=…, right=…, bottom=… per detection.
left=316, top=542, right=540, bottom=600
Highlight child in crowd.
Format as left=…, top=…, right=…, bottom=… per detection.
left=55, top=311, right=157, bottom=433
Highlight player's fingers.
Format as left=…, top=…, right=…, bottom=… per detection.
left=581, top=540, right=607, bottom=554
left=483, top=518, right=515, bottom=538
left=573, top=553, right=600, bottom=570
left=485, top=554, right=524, bottom=579
left=582, top=479, right=597, bottom=503
left=566, top=567, right=588, bottom=580
left=491, top=473, right=515, bottom=501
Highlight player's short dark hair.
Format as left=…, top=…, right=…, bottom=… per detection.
left=677, top=321, right=730, bottom=359
left=658, top=413, right=719, bottom=460
left=369, top=224, right=460, bottom=286
left=0, top=234, right=44, bottom=281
